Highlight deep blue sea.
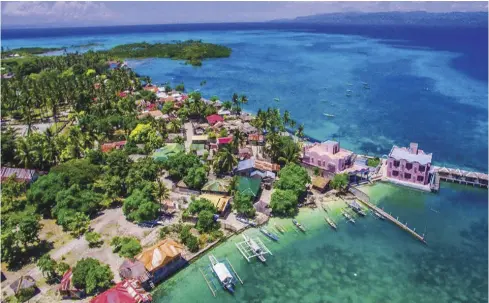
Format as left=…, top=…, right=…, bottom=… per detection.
left=2, top=23, right=488, bottom=171
left=2, top=22, right=487, bottom=303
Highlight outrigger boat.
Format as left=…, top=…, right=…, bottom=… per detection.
left=260, top=228, right=280, bottom=241
left=242, top=235, right=266, bottom=262
left=274, top=97, right=280, bottom=102
left=236, top=216, right=257, bottom=227
left=323, top=113, right=335, bottom=118
left=324, top=216, right=337, bottom=230
left=292, top=219, right=306, bottom=232
left=341, top=209, right=356, bottom=224
left=373, top=211, right=385, bottom=220
left=274, top=223, right=286, bottom=234
left=345, top=200, right=367, bottom=216
left=209, top=255, right=237, bottom=294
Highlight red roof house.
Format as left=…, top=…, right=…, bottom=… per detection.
left=101, top=141, right=127, bottom=153
left=58, top=269, right=83, bottom=298
left=90, top=279, right=152, bottom=303
left=217, top=136, right=233, bottom=145
left=206, top=114, right=224, bottom=125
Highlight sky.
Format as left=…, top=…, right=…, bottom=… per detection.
left=1, top=1, right=488, bottom=28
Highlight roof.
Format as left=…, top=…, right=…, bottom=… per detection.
left=254, top=200, right=271, bottom=216
left=148, top=110, right=164, bottom=119
left=152, top=144, right=184, bottom=162
left=58, top=269, right=78, bottom=292
left=250, top=170, right=276, bottom=179
left=237, top=158, right=255, bottom=171
left=190, top=143, right=206, bottom=151
left=101, top=141, right=127, bottom=153
left=305, top=142, right=353, bottom=160
left=254, top=159, right=281, bottom=172
left=206, top=114, right=224, bottom=125
left=248, top=134, right=264, bottom=142
left=237, top=176, right=261, bottom=197
left=201, top=179, right=231, bottom=194
left=90, top=279, right=152, bottom=303
left=10, top=276, right=36, bottom=294
left=135, top=239, right=184, bottom=273
left=312, top=176, right=331, bottom=190
left=217, top=137, right=233, bottom=145
left=191, top=135, right=209, bottom=142
left=119, top=259, right=151, bottom=282
left=1, top=167, right=37, bottom=182
left=389, top=145, right=432, bottom=165
left=199, top=194, right=232, bottom=212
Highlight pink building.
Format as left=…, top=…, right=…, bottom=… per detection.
left=302, top=140, right=354, bottom=173
left=386, top=142, right=432, bottom=185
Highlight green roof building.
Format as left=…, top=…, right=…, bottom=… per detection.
left=152, top=143, right=184, bottom=162
left=237, top=176, right=261, bottom=199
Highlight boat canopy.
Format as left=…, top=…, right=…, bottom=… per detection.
left=213, top=263, right=233, bottom=282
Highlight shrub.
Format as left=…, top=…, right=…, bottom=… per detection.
left=72, top=258, right=113, bottom=295
left=110, top=236, right=142, bottom=258
left=85, top=232, right=103, bottom=248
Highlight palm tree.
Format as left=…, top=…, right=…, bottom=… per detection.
left=15, top=137, right=34, bottom=169
left=283, top=110, right=291, bottom=126
left=296, top=123, right=305, bottom=140
left=278, top=139, right=301, bottom=165
left=231, top=129, right=246, bottom=151
left=212, top=146, right=238, bottom=175
left=157, top=179, right=170, bottom=213
left=167, top=119, right=182, bottom=134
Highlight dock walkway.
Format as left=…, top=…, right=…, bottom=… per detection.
left=349, top=187, right=427, bottom=245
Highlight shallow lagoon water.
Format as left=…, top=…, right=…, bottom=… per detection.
left=154, top=183, right=487, bottom=303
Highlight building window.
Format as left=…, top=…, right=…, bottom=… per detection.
left=389, top=163, right=392, bottom=168
left=392, top=170, right=399, bottom=177
left=393, top=161, right=400, bottom=168
left=406, top=163, right=413, bottom=170
left=417, top=175, right=424, bottom=182
left=404, top=173, right=411, bottom=179
left=419, top=165, right=425, bottom=172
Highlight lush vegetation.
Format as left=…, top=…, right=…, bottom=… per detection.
left=72, top=258, right=113, bottom=295
left=232, top=191, right=256, bottom=217
left=2, top=46, right=65, bottom=57
left=85, top=232, right=103, bottom=248
left=330, top=173, right=349, bottom=192
left=275, top=163, right=311, bottom=197
left=103, top=40, right=231, bottom=66
left=110, top=236, right=142, bottom=258
left=270, top=189, right=299, bottom=217
left=37, top=254, right=69, bottom=284
left=179, top=225, right=199, bottom=253
left=163, top=152, right=208, bottom=189
left=367, top=157, right=381, bottom=167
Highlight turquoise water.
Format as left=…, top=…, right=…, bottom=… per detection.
left=2, top=27, right=488, bottom=171
left=154, top=183, right=487, bottom=303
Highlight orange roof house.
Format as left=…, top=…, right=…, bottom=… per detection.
left=135, top=239, right=184, bottom=273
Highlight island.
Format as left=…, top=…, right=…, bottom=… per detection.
left=1, top=46, right=66, bottom=58
left=102, top=40, right=232, bottom=66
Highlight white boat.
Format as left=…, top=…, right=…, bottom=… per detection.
left=243, top=235, right=266, bottom=262
left=209, top=255, right=236, bottom=294
left=323, top=113, right=335, bottom=118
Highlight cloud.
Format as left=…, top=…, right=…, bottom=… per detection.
left=2, top=1, right=115, bottom=21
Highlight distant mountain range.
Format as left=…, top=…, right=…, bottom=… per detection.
left=272, top=11, right=488, bottom=27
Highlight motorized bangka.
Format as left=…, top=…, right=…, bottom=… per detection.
left=200, top=255, right=243, bottom=296
left=345, top=200, right=367, bottom=216
left=324, top=216, right=337, bottom=230
left=260, top=228, right=280, bottom=241
left=292, top=219, right=306, bottom=232
left=341, top=209, right=356, bottom=224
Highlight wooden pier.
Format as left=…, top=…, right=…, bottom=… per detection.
left=432, top=166, right=488, bottom=189
left=349, top=188, right=427, bottom=245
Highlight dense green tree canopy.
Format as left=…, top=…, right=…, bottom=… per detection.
left=110, top=236, right=142, bottom=258
left=270, top=189, right=298, bottom=217
left=183, top=166, right=208, bottom=190
left=232, top=191, right=256, bottom=217
left=275, top=163, right=310, bottom=197
left=72, top=258, right=113, bottom=295
left=122, top=187, right=160, bottom=223
left=186, top=197, right=217, bottom=216
left=196, top=210, right=218, bottom=233
left=330, top=173, right=349, bottom=192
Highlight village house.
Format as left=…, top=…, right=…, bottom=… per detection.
left=199, top=193, right=232, bottom=216
left=118, top=259, right=153, bottom=289
left=302, top=140, right=354, bottom=175
left=386, top=142, right=433, bottom=186
left=135, top=239, right=186, bottom=283
left=236, top=176, right=262, bottom=201
left=206, top=114, right=224, bottom=126
left=201, top=179, right=231, bottom=195
left=58, top=269, right=84, bottom=299
left=101, top=140, right=127, bottom=153
left=90, top=279, right=152, bottom=303
left=235, top=158, right=281, bottom=178
left=1, top=167, right=40, bottom=183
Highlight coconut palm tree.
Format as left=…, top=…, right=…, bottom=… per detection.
left=212, top=146, right=238, bottom=175
left=15, top=137, right=34, bottom=169
left=283, top=110, right=291, bottom=126
left=167, top=119, right=182, bottom=134
left=296, top=123, right=305, bottom=140
left=278, top=139, right=301, bottom=165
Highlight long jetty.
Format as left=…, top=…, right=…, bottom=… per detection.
left=349, top=188, right=427, bottom=245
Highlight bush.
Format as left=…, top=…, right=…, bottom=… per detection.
left=85, top=232, right=103, bottom=248
left=72, top=258, right=113, bottom=295
left=179, top=225, right=199, bottom=253
left=15, top=287, right=36, bottom=302
left=196, top=210, right=218, bottom=233
left=110, top=236, right=142, bottom=258
left=159, top=226, right=169, bottom=239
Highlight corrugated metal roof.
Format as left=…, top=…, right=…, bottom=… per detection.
left=1, top=167, right=37, bottom=182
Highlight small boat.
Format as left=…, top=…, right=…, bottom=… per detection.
left=430, top=208, right=439, bottom=214
left=274, top=97, right=280, bottom=102
left=323, top=113, right=335, bottom=118
left=292, top=219, right=306, bottom=232
left=209, top=255, right=236, bottom=293
left=373, top=211, right=385, bottom=220
left=274, top=223, right=286, bottom=234
left=345, top=200, right=367, bottom=216
left=236, top=216, right=257, bottom=227
left=260, top=228, right=279, bottom=241
left=324, top=216, right=337, bottom=230
left=321, top=204, right=329, bottom=213
left=341, top=209, right=356, bottom=224
left=243, top=235, right=266, bottom=262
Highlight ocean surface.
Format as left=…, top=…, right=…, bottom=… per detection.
left=2, top=23, right=487, bottom=302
